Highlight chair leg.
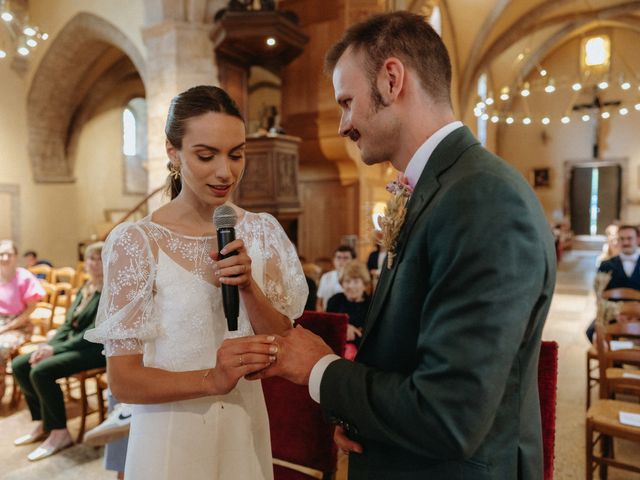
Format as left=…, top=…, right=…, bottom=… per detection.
left=586, top=421, right=594, bottom=480
left=96, top=378, right=106, bottom=423
left=599, top=435, right=611, bottom=480
left=10, top=373, right=22, bottom=407
left=586, top=354, right=591, bottom=410
left=76, top=378, right=88, bottom=443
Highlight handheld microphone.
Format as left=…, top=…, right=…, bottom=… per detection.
left=213, top=205, right=239, bottom=331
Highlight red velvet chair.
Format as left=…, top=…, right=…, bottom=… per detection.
left=538, top=340, right=559, bottom=480
left=263, top=311, right=348, bottom=480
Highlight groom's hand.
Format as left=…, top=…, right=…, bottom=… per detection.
left=246, top=325, right=333, bottom=385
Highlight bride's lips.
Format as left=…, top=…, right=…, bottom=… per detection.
left=207, top=184, right=232, bottom=197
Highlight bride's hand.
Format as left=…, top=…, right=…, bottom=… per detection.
left=210, top=239, right=252, bottom=289
left=205, top=335, right=278, bottom=395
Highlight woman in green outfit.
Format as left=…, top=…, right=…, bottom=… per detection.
left=12, top=241, right=106, bottom=461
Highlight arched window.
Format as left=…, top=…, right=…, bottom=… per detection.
left=477, top=73, right=488, bottom=146
left=122, top=108, right=136, bottom=156
left=429, top=5, right=442, bottom=36
left=121, top=97, right=148, bottom=194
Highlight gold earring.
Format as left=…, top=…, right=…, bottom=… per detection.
left=169, top=163, right=181, bottom=180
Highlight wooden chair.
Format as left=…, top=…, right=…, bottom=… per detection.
left=28, top=264, right=52, bottom=282
left=66, top=367, right=107, bottom=443
left=51, top=266, right=77, bottom=285
left=586, top=318, right=640, bottom=479
left=586, top=289, right=640, bottom=409
left=263, top=311, right=348, bottom=480
left=539, top=341, right=559, bottom=480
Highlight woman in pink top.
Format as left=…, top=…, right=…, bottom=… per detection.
left=0, top=240, right=45, bottom=400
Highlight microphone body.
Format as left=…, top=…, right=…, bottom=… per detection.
left=217, top=226, right=239, bottom=331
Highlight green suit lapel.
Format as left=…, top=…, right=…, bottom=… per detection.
left=359, top=127, right=480, bottom=349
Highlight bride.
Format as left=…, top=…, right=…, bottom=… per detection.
left=85, top=85, right=308, bottom=479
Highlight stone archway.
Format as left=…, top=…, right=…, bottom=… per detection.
left=27, top=12, right=145, bottom=182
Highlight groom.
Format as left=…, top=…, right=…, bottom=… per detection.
left=257, top=11, right=556, bottom=479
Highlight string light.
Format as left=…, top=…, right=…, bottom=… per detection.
left=523, top=117, right=532, bottom=125
left=619, top=107, right=629, bottom=116
left=598, top=80, right=609, bottom=90
left=601, top=111, right=610, bottom=119
left=561, top=116, right=571, bottom=124
left=582, top=114, right=591, bottom=122
left=572, top=82, right=582, bottom=91
left=520, top=82, right=530, bottom=97
left=541, top=117, right=550, bottom=125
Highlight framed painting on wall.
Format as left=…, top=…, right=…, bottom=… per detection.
left=531, top=167, right=551, bottom=188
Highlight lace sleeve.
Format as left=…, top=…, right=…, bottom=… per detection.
left=84, top=222, right=159, bottom=356
left=258, top=214, right=308, bottom=321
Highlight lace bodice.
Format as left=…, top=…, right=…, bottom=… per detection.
left=85, top=211, right=308, bottom=370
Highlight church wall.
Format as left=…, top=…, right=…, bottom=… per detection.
left=74, top=80, right=148, bottom=247
left=0, top=1, right=146, bottom=267
left=0, top=60, right=79, bottom=266
left=497, top=29, right=640, bottom=227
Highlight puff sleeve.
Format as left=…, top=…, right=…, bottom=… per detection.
left=258, top=214, right=308, bottom=321
left=84, top=222, right=159, bottom=356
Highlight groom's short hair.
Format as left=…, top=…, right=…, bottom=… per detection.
left=324, top=11, right=452, bottom=107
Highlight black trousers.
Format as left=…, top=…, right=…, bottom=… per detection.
left=12, top=347, right=105, bottom=431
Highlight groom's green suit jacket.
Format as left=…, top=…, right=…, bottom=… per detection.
left=320, top=127, right=556, bottom=479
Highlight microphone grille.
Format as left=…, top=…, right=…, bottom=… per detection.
left=213, top=205, right=237, bottom=229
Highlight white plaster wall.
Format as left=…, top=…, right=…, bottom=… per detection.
left=0, top=60, right=79, bottom=265
left=26, top=0, right=146, bottom=86
left=496, top=29, right=640, bottom=225
left=0, top=1, right=146, bottom=266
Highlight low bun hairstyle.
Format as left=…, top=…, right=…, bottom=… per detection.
left=164, top=86, right=244, bottom=199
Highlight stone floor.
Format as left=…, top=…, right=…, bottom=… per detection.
left=1, top=249, right=639, bottom=479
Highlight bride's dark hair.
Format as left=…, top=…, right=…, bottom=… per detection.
left=165, top=86, right=244, bottom=199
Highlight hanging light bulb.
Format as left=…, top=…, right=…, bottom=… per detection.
left=26, top=38, right=37, bottom=48
left=544, top=79, right=556, bottom=93
left=506, top=116, right=515, bottom=124
left=621, top=81, right=631, bottom=90
left=619, top=107, right=629, bottom=116
left=0, top=49, right=6, bottom=58
left=539, top=68, right=547, bottom=77
left=598, top=80, right=609, bottom=90
left=23, top=26, right=36, bottom=36
left=561, top=116, right=571, bottom=124
left=481, top=113, right=489, bottom=121
left=520, top=82, right=530, bottom=97
left=541, top=117, right=550, bottom=125
left=485, top=96, right=494, bottom=106
left=572, top=82, right=582, bottom=91
left=500, top=87, right=510, bottom=101
left=1, top=11, right=13, bottom=22
left=41, top=33, right=48, bottom=40
left=522, top=117, right=532, bottom=125
left=582, top=114, right=591, bottom=122
left=635, top=103, right=640, bottom=111
left=601, top=111, right=610, bottom=119
left=490, top=115, right=499, bottom=123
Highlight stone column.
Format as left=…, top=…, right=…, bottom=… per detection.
left=142, top=0, right=225, bottom=210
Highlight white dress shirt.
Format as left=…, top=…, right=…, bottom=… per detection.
left=308, top=121, right=465, bottom=403
left=620, top=250, right=639, bottom=277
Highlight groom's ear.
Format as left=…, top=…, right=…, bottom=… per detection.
left=378, top=57, right=405, bottom=103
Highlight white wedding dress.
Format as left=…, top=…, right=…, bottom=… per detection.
left=85, top=211, right=308, bottom=480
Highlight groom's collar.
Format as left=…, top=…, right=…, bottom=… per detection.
left=404, top=121, right=464, bottom=189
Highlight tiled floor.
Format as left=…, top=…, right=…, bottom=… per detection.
left=1, top=249, right=638, bottom=479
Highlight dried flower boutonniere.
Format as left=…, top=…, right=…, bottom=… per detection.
left=379, top=174, right=413, bottom=268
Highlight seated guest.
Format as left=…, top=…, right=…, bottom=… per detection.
left=596, top=223, right=620, bottom=268
left=12, top=241, right=106, bottom=461
left=23, top=250, right=53, bottom=268
left=0, top=240, right=45, bottom=401
left=316, top=245, right=356, bottom=311
left=326, top=260, right=371, bottom=358
left=586, top=224, right=640, bottom=342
